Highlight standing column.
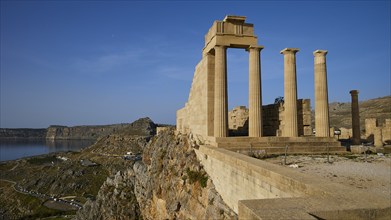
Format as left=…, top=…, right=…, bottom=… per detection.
left=214, top=45, right=228, bottom=137
left=280, top=48, right=299, bottom=137
left=248, top=46, right=264, bottom=137
left=314, top=50, right=330, bottom=137
left=350, top=90, right=360, bottom=145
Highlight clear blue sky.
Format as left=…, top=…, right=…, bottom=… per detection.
left=1, top=1, right=390, bottom=128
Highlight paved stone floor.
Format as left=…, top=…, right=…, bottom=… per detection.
left=263, top=154, right=391, bottom=201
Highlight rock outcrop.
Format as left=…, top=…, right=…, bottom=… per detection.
left=75, top=170, right=141, bottom=220
left=76, top=128, right=237, bottom=219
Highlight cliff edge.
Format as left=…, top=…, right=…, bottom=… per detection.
left=75, top=128, right=237, bottom=219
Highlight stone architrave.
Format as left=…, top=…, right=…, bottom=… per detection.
left=248, top=46, right=264, bottom=137
left=281, top=48, right=299, bottom=137
left=214, top=45, right=228, bottom=137
left=350, top=90, right=360, bottom=145
left=314, top=50, right=330, bottom=137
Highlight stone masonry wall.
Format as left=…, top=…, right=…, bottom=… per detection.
left=177, top=54, right=214, bottom=137
left=228, top=99, right=312, bottom=137
left=365, top=118, right=391, bottom=145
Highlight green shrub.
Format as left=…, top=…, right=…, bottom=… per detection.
left=186, top=168, right=208, bottom=188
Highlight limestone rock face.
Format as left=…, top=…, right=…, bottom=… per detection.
left=75, top=170, right=141, bottom=220
left=76, top=128, right=237, bottom=220
left=133, top=129, right=236, bottom=219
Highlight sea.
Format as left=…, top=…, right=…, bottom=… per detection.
left=0, top=139, right=95, bottom=162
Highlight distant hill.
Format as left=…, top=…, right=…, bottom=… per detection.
left=312, top=96, right=391, bottom=130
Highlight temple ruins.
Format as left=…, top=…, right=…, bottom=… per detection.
left=228, top=99, right=312, bottom=137
left=177, top=15, right=344, bottom=153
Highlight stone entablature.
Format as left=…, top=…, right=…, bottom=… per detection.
left=203, top=15, right=257, bottom=57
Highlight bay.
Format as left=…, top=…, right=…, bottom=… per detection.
left=0, top=139, right=96, bottom=162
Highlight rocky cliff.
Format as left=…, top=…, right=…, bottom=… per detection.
left=45, top=124, right=130, bottom=140
left=75, top=128, right=237, bottom=220
left=0, top=128, right=46, bottom=139
left=45, top=118, right=157, bottom=140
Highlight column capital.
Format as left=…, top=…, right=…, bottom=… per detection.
left=248, top=45, right=264, bottom=51
left=313, top=49, right=328, bottom=56
left=350, top=90, right=359, bottom=95
left=214, top=45, right=227, bottom=49
left=280, top=48, right=299, bottom=54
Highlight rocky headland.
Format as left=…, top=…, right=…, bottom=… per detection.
left=0, top=128, right=47, bottom=139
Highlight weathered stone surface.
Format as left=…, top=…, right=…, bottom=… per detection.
left=134, top=129, right=237, bottom=219
left=75, top=128, right=236, bottom=220
left=177, top=15, right=262, bottom=138
left=228, top=99, right=312, bottom=137
left=281, top=48, right=300, bottom=137
left=75, top=170, right=141, bottom=220
left=314, top=50, right=330, bottom=137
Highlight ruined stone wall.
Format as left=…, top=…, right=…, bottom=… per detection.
left=339, top=127, right=352, bottom=139
left=298, top=99, right=312, bottom=136
left=365, top=118, right=377, bottom=140
left=365, top=118, right=391, bottom=145
left=228, top=106, right=248, bottom=136
left=382, top=119, right=391, bottom=143
left=228, top=99, right=312, bottom=137
left=176, top=54, right=214, bottom=137
left=262, top=103, right=281, bottom=136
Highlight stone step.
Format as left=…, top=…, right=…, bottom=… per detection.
left=216, top=141, right=341, bottom=148
left=215, top=136, right=340, bottom=143
left=226, top=146, right=347, bottom=154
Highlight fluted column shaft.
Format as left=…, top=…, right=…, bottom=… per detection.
left=214, top=45, right=228, bottom=137
left=248, top=46, right=264, bottom=137
left=350, top=90, right=360, bottom=144
left=281, top=48, right=299, bottom=137
left=314, top=50, right=330, bottom=137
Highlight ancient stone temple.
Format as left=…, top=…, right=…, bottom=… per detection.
left=177, top=15, right=344, bottom=153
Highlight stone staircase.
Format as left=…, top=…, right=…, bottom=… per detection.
left=211, top=136, right=347, bottom=154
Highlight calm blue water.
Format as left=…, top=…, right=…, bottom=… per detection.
left=0, top=139, right=95, bottom=162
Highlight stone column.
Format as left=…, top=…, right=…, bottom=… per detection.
left=248, top=46, right=264, bottom=137
left=281, top=48, right=299, bottom=137
left=314, top=50, right=330, bottom=137
left=214, top=45, right=228, bottom=137
left=350, top=90, right=360, bottom=145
